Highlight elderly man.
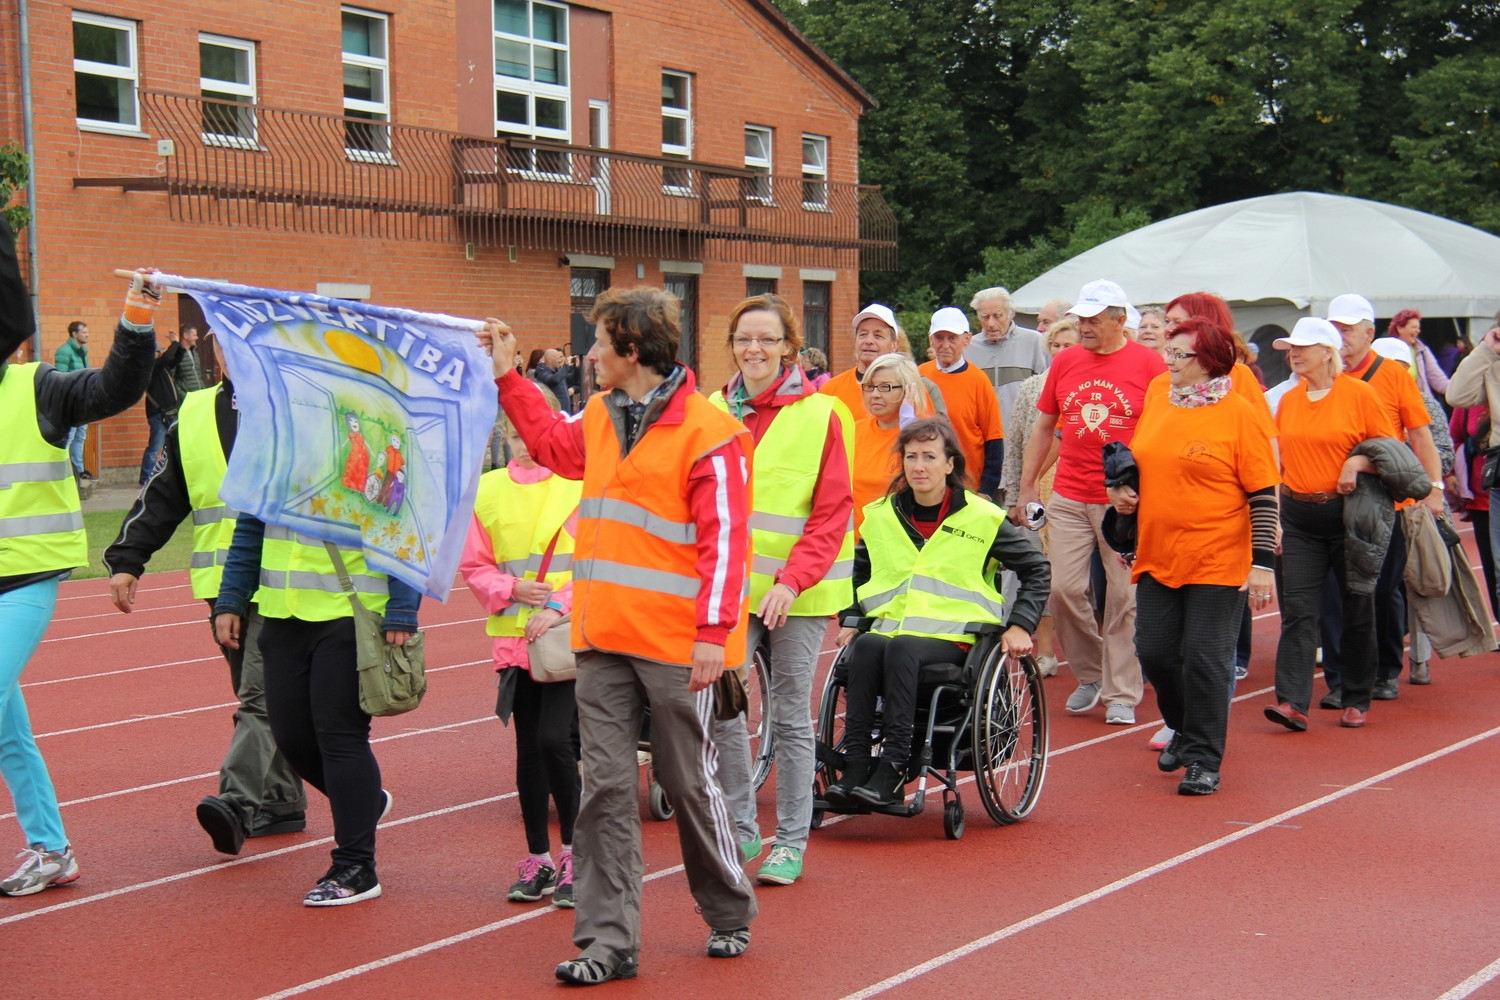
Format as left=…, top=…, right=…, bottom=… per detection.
left=965, top=287, right=1049, bottom=425
left=819, top=303, right=946, bottom=419
left=919, top=307, right=1004, bottom=495
left=1016, top=280, right=1167, bottom=724
left=1036, top=299, right=1072, bottom=337
left=1316, top=293, right=1444, bottom=707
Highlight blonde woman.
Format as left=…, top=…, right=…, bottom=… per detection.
left=851, top=352, right=934, bottom=533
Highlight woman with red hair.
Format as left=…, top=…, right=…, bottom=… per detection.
left=1390, top=309, right=1450, bottom=396
left=1109, top=318, right=1280, bottom=795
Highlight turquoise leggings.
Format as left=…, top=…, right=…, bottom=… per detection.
left=0, top=578, right=67, bottom=850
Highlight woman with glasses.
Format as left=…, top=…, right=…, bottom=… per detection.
left=707, top=295, right=855, bottom=887
left=851, top=353, right=935, bottom=535
left=1109, top=317, right=1279, bottom=794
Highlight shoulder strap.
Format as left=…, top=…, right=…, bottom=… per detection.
left=1359, top=355, right=1383, bottom=383
left=321, top=541, right=359, bottom=600
left=535, top=528, right=563, bottom=583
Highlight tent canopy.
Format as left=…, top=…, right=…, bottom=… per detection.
left=1012, top=192, right=1500, bottom=331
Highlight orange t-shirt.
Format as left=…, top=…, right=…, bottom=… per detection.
left=1131, top=392, right=1281, bottom=587
left=820, top=368, right=865, bottom=422
left=851, top=416, right=901, bottom=534
left=1275, top=375, right=1396, bottom=495
left=918, top=360, right=1003, bottom=490
left=1346, top=352, right=1430, bottom=438
left=1145, top=362, right=1275, bottom=431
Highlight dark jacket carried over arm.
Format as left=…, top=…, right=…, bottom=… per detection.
left=1342, top=436, right=1433, bottom=595
left=842, top=488, right=1050, bottom=634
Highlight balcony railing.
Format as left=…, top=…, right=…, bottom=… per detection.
left=74, top=92, right=897, bottom=270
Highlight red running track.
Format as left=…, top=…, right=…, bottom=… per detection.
left=6, top=536, right=1500, bottom=1000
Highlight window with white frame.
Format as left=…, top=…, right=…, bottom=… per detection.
left=73, top=13, right=138, bottom=131
left=802, top=134, right=829, bottom=209
left=341, top=8, right=391, bottom=159
left=494, top=0, right=570, bottom=175
left=199, top=34, right=257, bottom=145
left=744, top=125, right=773, bottom=203
left=661, top=71, right=692, bottom=194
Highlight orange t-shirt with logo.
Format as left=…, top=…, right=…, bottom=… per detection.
left=918, top=360, right=1003, bottom=491
left=851, top=416, right=901, bottom=534
left=1131, top=392, right=1281, bottom=587
left=1275, top=374, right=1396, bottom=495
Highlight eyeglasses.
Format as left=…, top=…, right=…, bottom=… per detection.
left=732, top=336, right=785, bottom=349
left=861, top=382, right=902, bottom=394
left=1164, top=350, right=1197, bottom=363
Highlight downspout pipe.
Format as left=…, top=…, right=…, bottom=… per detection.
left=17, top=0, right=41, bottom=359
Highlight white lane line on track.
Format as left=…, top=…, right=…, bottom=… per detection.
left=252, top=863, right=687, bottom=1000
left=1437, top=955, right=1500, bottom=1000
left=57, top=582, right=192, bottom=602
left=52, top=601, right=204, bottom=623
left=22, top=656, right=220, bottom=689
left=42, top=613, right=487, bottom=644
left=834, top=723, right=1500, bottom=1000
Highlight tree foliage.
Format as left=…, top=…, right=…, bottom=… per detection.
left=0, top=143, right=31, bottom=241
left=777, top=0, right=1500, bottom=308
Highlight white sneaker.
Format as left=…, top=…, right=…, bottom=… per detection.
left=1105, top=704, right=1136, bottom=725
left=1148, top=725, right=1174, bottom=750
left=1035, top=655, right=1059, bottom=677
left=0, top=845, right=80, bottom=897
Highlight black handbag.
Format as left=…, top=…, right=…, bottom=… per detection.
left=1481, top=446, right=1500, bottom=491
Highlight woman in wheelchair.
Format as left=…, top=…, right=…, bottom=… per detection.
left=827, top=419, right=1051, bottom=807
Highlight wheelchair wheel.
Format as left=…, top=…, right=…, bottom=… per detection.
left=813, top=661, right=847, bottom=792
left=972, top=650, right=1048, bottom=825
left=648, top=780, right=674, bottom=821
left=747, top=642, right=776, bottom=791
left=943, top=797, right=965, bottom=840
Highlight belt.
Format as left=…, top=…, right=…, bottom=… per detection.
left=1280, top=485, right=1340, bottom=504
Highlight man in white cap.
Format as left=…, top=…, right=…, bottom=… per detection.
left=964, top=287, right=1049, bottom=436
left=819, top=303, right=946, bottom=420
left=1016, top=279, right=1167, bottom=724
left=1321, top=293, right=1443, bottom=704
left=919, top=307, right=1005, bottom=496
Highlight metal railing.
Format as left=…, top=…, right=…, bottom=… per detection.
left=102, top=92, right=896, bottom=270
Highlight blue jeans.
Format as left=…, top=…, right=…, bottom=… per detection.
left=65, top=425, right=86, bottom=478
left=0, top=578, right=68, bottom=850
left=139, top=411, right=167, bottom=485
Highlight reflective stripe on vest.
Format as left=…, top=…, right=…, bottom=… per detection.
left=572, top=391, right=752, bottom=668
left=473, top=467, right=581, bottom=638
left=0, top=363, right=87, bottom=574
left=254, top=524, right=389, bottom=621
left=855, top=492, right=1008, bottom=642
left=177, top=387, right=238, bottom=599
left=708, top=389, right=855, bottom=616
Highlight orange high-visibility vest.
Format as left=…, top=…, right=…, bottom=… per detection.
left=571, top=391, right=753, bottom=668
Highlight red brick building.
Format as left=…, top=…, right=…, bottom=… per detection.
left=0, top=0, right=894, bottom=476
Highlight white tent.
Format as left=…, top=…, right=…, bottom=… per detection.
left=1012, top=192, right=1500, bottom=342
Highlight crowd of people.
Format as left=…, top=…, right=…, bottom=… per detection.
left=2, top=214, right=1495, bottom=983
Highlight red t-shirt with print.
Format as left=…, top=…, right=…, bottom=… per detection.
left=1038, top=341, right=1167, bottom=504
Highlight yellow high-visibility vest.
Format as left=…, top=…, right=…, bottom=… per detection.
left=0, top=363, right=86, bottom=575
left=474, top=467, right=581, bottom=637
left=177, top=387, right=237, bottom=599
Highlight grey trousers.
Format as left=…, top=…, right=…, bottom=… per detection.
left=711, top=616, right=822, bottom=853
left=572, top=650, right=756, bottom=962
left=214, top=605, right=306, bottom=827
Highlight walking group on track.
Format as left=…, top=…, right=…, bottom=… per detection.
left=3, top=215, right=1497, bottom=984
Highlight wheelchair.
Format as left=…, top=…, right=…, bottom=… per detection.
left=811, top=617, right=1048, bottom=839
left=643, top=636, right=775, bottom=821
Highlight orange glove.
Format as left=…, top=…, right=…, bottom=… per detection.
left=122, top=270, right=162, bottom=326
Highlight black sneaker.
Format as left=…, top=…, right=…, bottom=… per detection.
left=249, top=810, right=307, bottom=839
left=303, top=863, right=381, bottom=906
left=851, top=759, right=906, bottom=807
left=1178, top=764, right=1220, bottom=796
left=1156, top=736, right=1184, bottom=773
left=506, top=857, right=557, bottom=902
left=195, top=796, right=247, bottom=856
left=1372, top=678, right=1399, bottom=701
left=1318, top=688, right=1343, bottom=710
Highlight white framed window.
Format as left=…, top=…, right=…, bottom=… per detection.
left=341, top=7, right=392, bottom=161
left=199, top=34, right=257, bottom=147
left=661, top=71, right=692, bottom=195
left=73, top=13, right=139, bottom=133
left=802, top=134, right=829, bottom=209
left=744, top=124, right=773, bottom=203
left=494, top=0, right=571, bottom=176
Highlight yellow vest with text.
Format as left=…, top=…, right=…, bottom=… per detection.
left=177, top=387, right=238, bottom=599
left=708, top=388, right=855, bottom=616
left=0, top=363, right=87, bottom=575
left=474, top=467, right=582, bottom=638
left=253, top=525, right=388, bottom=620
left=855, top=492, right=1007, bottom=641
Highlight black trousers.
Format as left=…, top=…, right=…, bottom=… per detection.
left=843, top=633, right=965, bottom=766
left=258, top=616, right=383, bottom=870
left=1134, top=575, right=1240, bottom=771
left=1320, top=520, right=1408, bottom=686
left=1275, top=497, right=1377, bottom=713
left=510, top=667, right=580, bottom=855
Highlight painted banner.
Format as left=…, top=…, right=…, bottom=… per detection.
left=159, top=275, right=496, bottom=601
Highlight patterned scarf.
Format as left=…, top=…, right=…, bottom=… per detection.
left=1169, top=375, right=1232, bottom=408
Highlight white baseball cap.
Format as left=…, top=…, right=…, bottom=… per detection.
left=1372, top=337, right=1414, bottom=366
left=852, top=303, right=898, bottom=333
left=1327, top=293, right=1375, bottom=326
left=928, top=307, right=970, bottom=336
left=1066, top=279, right=1132, bottom=318
left=1125, top=304, right=1142, bottom=330
left=1273, top=316, right=1342, bottom=351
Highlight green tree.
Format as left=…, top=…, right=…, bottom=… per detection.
left=0, top=143, right=31, bottom=241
